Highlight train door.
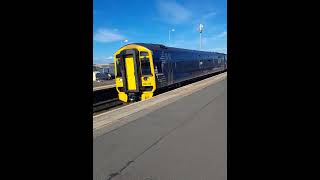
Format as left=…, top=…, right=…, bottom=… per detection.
left=125, top=55, right=137, bottom=90
left=118, top=49, right=140, bottom=92
left=162, top=51, right=173, bottom=85
left=213, top=54, right=218, bottom=69
left=168, top=61, right=173, bottom=84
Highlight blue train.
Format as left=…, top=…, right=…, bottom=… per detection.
left=114, top=43, right=227, bottom=102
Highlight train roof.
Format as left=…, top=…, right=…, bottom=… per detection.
left=125, top=43, right=226, bottom=55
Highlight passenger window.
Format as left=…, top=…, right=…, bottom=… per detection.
left=141, top=57, right=152, bottom=76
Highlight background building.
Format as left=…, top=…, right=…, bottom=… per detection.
left=93, top=63, right=114, bottom=75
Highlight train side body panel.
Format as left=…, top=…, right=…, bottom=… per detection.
left=134, top=43, right=226, bottom=89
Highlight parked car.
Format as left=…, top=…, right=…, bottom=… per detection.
left=93, top=71, right=109, bottom=82
left=104, top=72, right=115, bottom=80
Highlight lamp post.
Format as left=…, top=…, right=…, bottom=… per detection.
left=198, top=24, right=204, bottom=50
left=121, top=39, right=128, bottom=46
left=169, top=29, right=175, bottom=43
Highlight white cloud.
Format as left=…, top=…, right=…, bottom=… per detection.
left=217, top=31, right=227, bottom=38
left=203, top=11, right=216, bottom=19
left=157, top=1, right=191, bottom=24
left=94, top=56, right=114, bottom=64
left=94, top=28, right=125, bottom=43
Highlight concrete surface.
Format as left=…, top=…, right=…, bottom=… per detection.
left=93, top=73, right=227, bottom=180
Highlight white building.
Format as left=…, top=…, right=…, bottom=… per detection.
left=93, top=63, right=114, bottom=75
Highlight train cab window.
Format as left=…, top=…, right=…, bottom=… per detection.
left=140, top=51, right=148, bottom=56
left=116, top=60, right=122, bottom=77
left=141, top=57, right=152, bottom=76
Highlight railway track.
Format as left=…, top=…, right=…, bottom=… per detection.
left=93, top=70, right=227, bottom=114
left=93, top=87, right=123, bottom=114
left=93, top=98, right=123, bottom=113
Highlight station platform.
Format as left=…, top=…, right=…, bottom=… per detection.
left=93, top=72, right=227, bottom=180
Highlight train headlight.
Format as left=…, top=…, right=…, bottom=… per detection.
left=143, top=77, right=148, bottom=81
left=119, top=78, right=122, bottom=82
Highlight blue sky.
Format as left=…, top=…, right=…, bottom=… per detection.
left=93, top=0, right=227, bottom=64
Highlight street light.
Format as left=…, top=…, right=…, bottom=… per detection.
left=198, top=24, right=204, bottom=50
left=169, top=29, right=175, bottom=41
left=121, top=39, right=128, bottom=46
